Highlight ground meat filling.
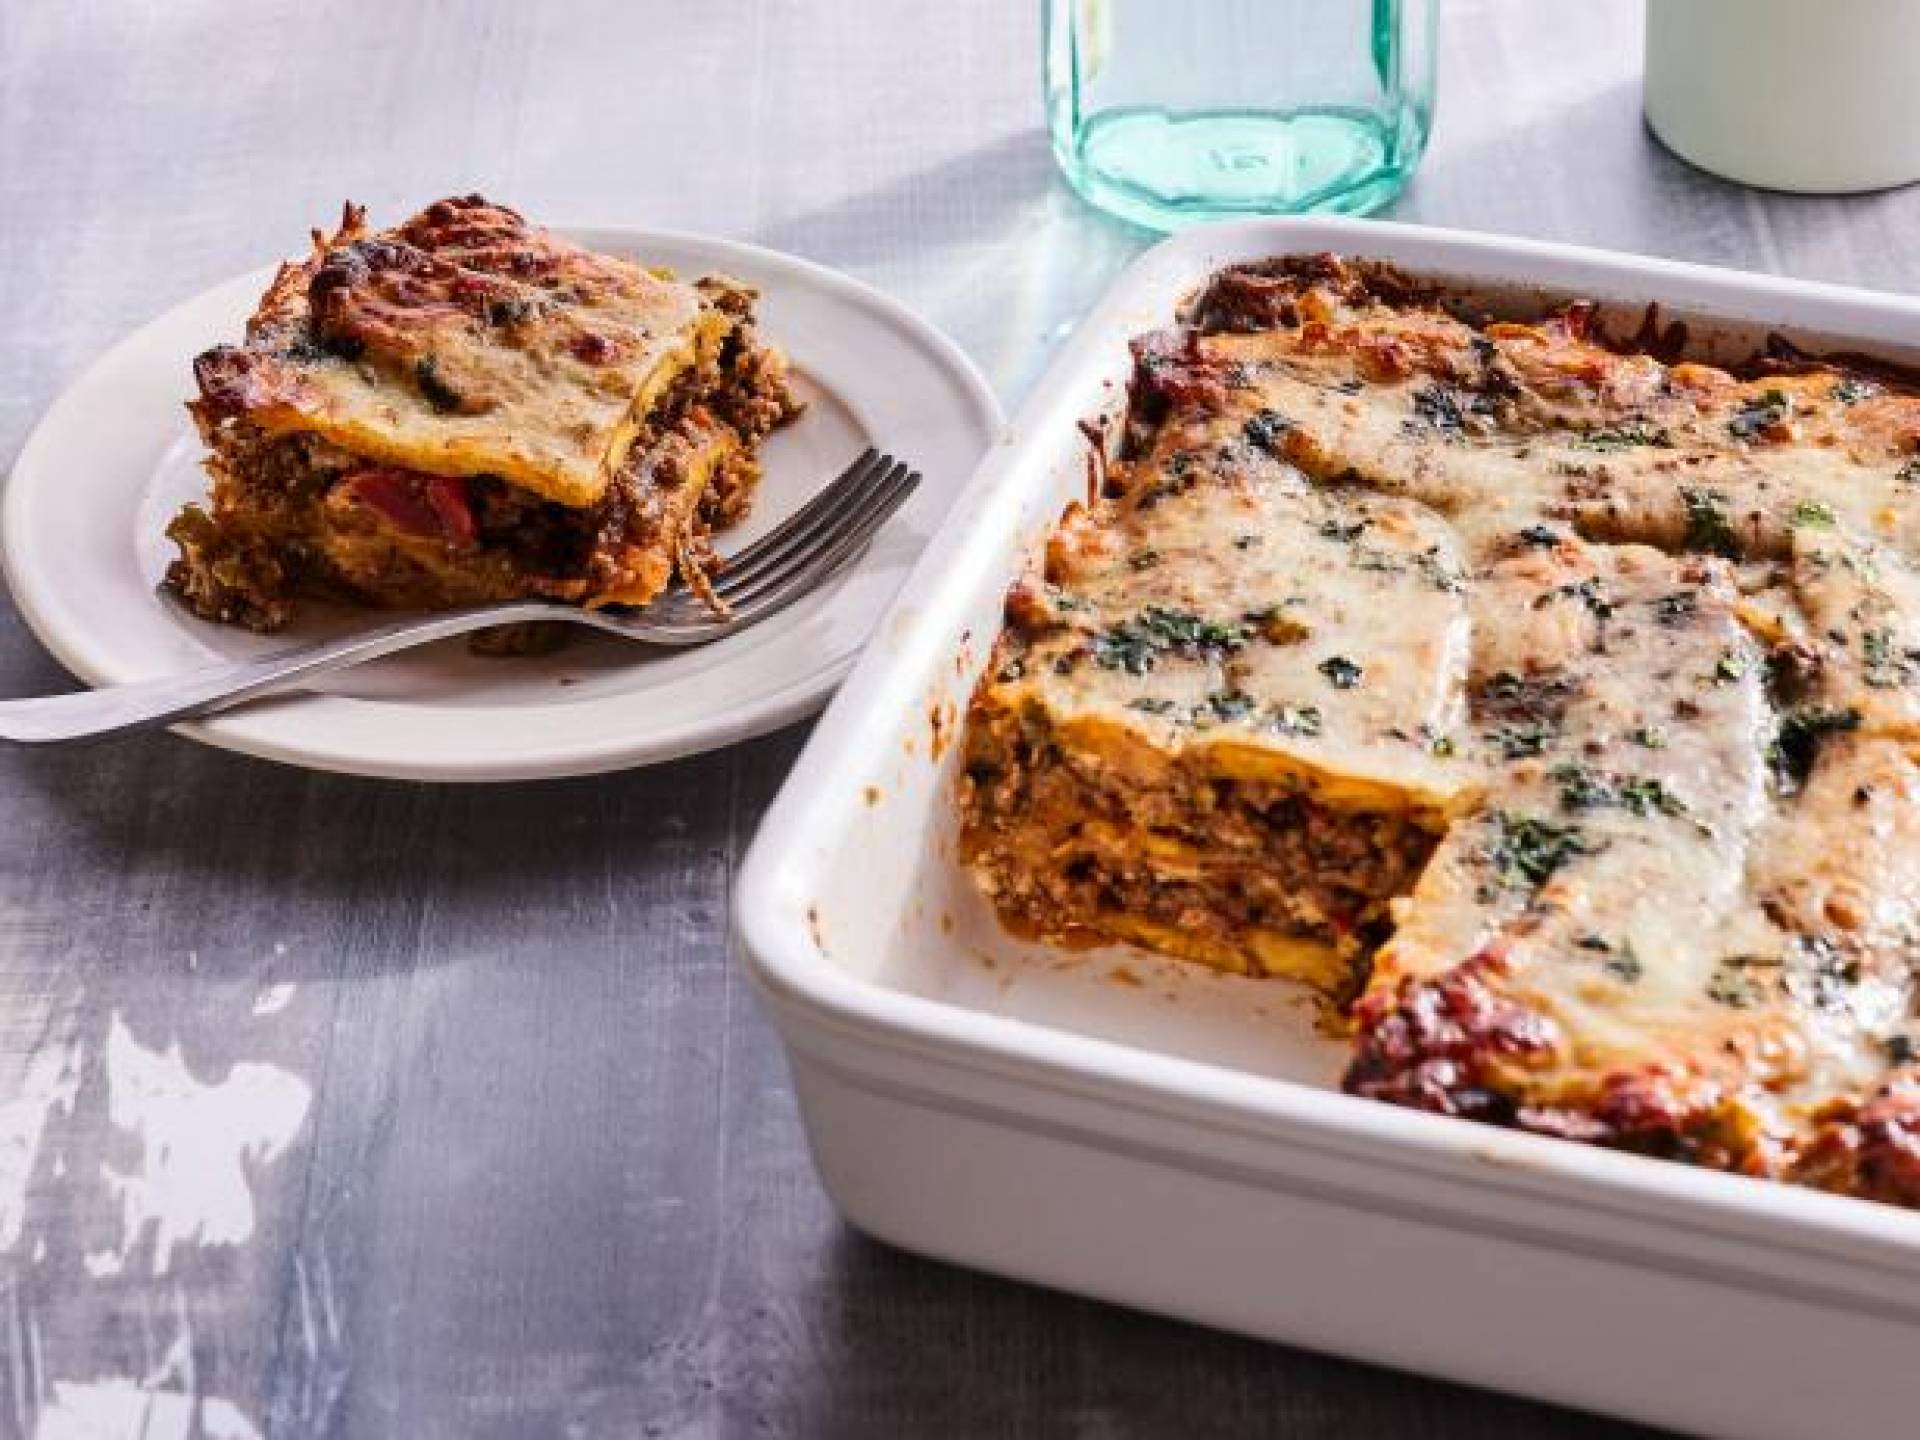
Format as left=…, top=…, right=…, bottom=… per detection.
left=960, top=703, right=1444, bottom=989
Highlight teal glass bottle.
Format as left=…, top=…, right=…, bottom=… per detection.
left=1044, top=0, right=1437, bottom=232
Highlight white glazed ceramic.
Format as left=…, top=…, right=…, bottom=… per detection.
left=736, top=217, right=1920, bottom=1440
left=0, top=227, right=1001, bottom=781
left=1646, top=0, right=1920, bottom=193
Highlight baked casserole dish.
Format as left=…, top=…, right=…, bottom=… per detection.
left=961, top=253, right=1920, bottom=1206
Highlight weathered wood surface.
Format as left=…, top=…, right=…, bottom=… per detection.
left=5, top=2, right=1919, bottom=1434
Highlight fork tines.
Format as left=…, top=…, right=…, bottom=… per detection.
left=645, top=448, right=921, bottom=630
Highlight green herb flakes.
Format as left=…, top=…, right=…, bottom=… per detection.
left=1092, top=606, right=1250, bottom=675
left=1242, top=409, right=1291, bottom=455
left=1416, top=547, right=1467, bottom=593
left=1680, top=487, right=1740, bottom=558
left=1769, top=705, right=1861, bottom=787
left=1200, top=689, right=1256, bottom=723
left=1487, top=721, right=1556, bottom=759
left=1591, top=938, right=1645, bottom=983
left=1790, top=499, right=1837, bottom=528
left=1408, top=383, right=1473, bottom=439
left=1572, top=424, right=1673, bottom=452
left=1550, top=763, right=1688, bottom=819
left=1707, top=955, right=1777, bottom=1009
left=1350, top=548, right=1406, bottom=575
left=1318, top=655, right=1364, bottom=689
left=1318, top=518, right=1370, bottom=544
left=1482, top=811, right=1601, bottom=891
left=1861, top=626, right=1915, bottom=688
left=1616, top=777, right=1688, bottom=818
left=1655, top=590, right=1700, bottom=625
left=414, top=354, right=463, bottom=412
left=1269, top=704, right=1324, bottom=738
left=1727, top=388, right=1791, bottom=442
left=1572, top=933, right=1642, bottom=978
left=1533, top=576, right=1613, bottom=619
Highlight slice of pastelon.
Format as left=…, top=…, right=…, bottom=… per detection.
left=957, top=445, right=1478, bottom=995
left=1358, top=543, right=1792, bottom=1114
left=987, top=454, right=1478, bottom=818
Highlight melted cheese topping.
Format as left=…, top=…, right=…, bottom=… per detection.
left=988, top=455, right=1477, bottom=817
left=1380, top=546, right=1794, bottom=1111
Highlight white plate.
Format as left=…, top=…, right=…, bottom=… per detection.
left=736, top=218, right=1920, bottom=1440
left=0, top=227, right=1001, bottom=781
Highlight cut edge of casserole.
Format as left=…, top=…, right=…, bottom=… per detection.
left=960, top=400, right=1482, bottom=1001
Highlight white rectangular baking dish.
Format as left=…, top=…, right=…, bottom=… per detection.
left=734, top=218, right=1920, bottom=1440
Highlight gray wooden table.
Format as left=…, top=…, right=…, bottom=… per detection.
left=5, top=2, right=1918, bottom=1435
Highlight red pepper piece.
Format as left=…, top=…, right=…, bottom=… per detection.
left=339, top=468, right=476, bottom=548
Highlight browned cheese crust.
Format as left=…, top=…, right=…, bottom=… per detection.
left=960, top=253, right=1920, bottom=1206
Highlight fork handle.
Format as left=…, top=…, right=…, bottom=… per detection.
left=0, top=602, right=563, bottom=744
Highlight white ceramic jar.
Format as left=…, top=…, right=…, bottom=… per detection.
left=1644, top=0, right=1920, bottom=193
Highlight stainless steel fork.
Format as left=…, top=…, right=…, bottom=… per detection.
left=0, top=449, right=920, bottom=745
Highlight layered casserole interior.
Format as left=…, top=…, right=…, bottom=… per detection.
left=960, top=254, right=1920, bottom=1207
left=165, top=196, right=799, bottom=633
